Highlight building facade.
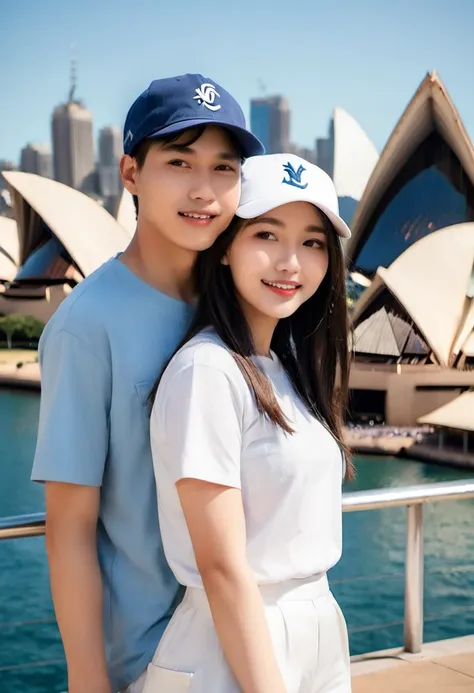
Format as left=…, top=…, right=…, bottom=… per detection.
left=250, top=96, right=290, bottom=154
left=98, top=126, right=122, bottom=198
left=20, top=143, right=53, bottom=179
left=52, top=101, right=95, bottom=193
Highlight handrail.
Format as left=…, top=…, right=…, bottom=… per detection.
left=2, top=479, right=474, bottom=654
left=0, top=512, right=46, bottom=540
left=342, top=478, right=474, bottom=511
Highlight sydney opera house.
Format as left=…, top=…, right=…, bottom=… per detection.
left=314, top=105, right=379, bottom=226
left=1, top=71, right=474, bottom=431
left=347, top=72, right=474, bottom=429
left=0, top=172, right=134, bottom=323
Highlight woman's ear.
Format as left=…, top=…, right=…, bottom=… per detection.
left=221, top=254, right=230, bottom=266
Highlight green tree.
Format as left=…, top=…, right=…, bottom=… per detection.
left=0, top=314, right=45, bottom=348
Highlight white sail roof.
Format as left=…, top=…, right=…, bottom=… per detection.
left=332, top=107, right=379, bottom=202
left=418, top=390, right=474, bottom=432
left=352, top=223, right=474, bottom=367
left=347, top=71, right=474, bottom=261
left=3, top=171, right=129, bottom=277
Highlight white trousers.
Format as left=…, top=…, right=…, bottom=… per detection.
left=142, top=574, right=351, bottom=693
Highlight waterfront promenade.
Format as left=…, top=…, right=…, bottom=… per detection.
left=1, top=363, right=474, bottom=471
left=2, top=362, right=474, bottom=691
left=0, top=361, right=40, bottom=388
left=351, top=635, right=474, bottom=691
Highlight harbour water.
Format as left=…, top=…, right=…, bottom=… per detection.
left=1, top=388, right=473, bottom=693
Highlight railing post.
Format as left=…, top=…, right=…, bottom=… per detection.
left=404, top=503, right=424, bottom=653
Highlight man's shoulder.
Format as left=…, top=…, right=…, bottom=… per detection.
left=40, top=258, right=121, bottom=354
left=45, top=259, right=119, bottom=334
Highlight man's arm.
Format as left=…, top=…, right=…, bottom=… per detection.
left=32, top=327, right=112, bottom=693
left=46, top=482, right=111, bottom=693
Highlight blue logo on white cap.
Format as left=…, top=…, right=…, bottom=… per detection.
left=193, top=83, right=221, bottom=111
left=282, top=161, right=308, bottom=189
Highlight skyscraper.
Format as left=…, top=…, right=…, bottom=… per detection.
left=250, top=96, right=290, bottom=154
left=316, top=134, right=334, bottom=177
left=51, top=52, right=95, bottom=193
left=98, top=126, right=122, bottom=198
left=52, top=102, right=95, bottom=192
left=20, top=143, right=53, bottom=178
left=0, top=160, right=17, bottom=191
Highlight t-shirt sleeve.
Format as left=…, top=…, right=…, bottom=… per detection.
left=152, top=362, right=243, bottom=489
left=31, top=328, right=111, bottom=486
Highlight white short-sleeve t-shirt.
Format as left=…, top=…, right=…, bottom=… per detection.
left=150, top=329, right=344, bottom=588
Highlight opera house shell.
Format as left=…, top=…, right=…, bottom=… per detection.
left=349, top=72, right=474, bottom=427
left=419, top=390, right=474, bottom=434
left=0, top=217, right=19, bottom=282
left=115, top=187, right=136, bottom=237
left=347, top=71, right=474, bottom=276
left=0, top=172, right=131, bottom=323
left=317, top=107, right=379, bottom=225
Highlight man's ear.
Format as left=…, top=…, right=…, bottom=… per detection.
left=120, top=155, right=139, bottom=195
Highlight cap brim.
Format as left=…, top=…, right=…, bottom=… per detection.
left=237, top=198, right=351, bottom=239
left=146, top=119, right=264, bottom=158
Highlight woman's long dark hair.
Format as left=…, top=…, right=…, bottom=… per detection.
left=151, top=213, right=354, bottom=481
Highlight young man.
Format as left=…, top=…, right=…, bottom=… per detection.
left=31, top=73, right=263, bottom=693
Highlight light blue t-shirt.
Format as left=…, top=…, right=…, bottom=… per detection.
left=31, top=257, right=194, bottom=692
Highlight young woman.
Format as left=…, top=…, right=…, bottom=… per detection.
left=147, top=153, right=354, bottom=693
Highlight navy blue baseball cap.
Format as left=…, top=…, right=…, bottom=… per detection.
left=123, top=73, right=264, bottom=158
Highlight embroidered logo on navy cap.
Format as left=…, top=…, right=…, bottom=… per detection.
left=282, top=161, right=308, bottom=190
left=193, top=83, right=221, bottom=111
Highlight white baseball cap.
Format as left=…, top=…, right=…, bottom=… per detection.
left=236, top=153, right=351, bottom=239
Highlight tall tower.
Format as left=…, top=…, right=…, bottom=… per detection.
left=250, top=96, right=290, bottom=154
left=20, top=143, right=53, bottom=178
left=98, top=126, right=122, bottom=198
left=51, top=47, right=95, bottom=192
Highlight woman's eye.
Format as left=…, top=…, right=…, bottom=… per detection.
left=304, top=239, right=325, bottom=248
left=215, top=164, right=235, bottom=172
left=168, top=159, right=188, bottom=167
left=256, top=231, right=275, bottom=241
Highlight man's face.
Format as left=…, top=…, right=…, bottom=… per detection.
left=122, top=126, right=242, bottom=252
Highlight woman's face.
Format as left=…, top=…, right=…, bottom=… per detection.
left=224, top=201, right=330, bottom=324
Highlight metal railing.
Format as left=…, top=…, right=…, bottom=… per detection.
left=342, top=479, right=474, bottom=653
left=1, top=478, right=474, bottom=655
left=0, top=512, right=45, bottom=540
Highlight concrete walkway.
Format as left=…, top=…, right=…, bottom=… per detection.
left=351, top=635, right=474, bottom=692
left=0, top=362, right=40, bottom=388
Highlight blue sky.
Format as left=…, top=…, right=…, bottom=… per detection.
left=1, top=0, right=474, bottom=163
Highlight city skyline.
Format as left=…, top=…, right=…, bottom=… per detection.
left=1, top=0, right=474, bottom=163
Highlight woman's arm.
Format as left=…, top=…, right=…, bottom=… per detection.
left=177, top=478, right=286, bottom=693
